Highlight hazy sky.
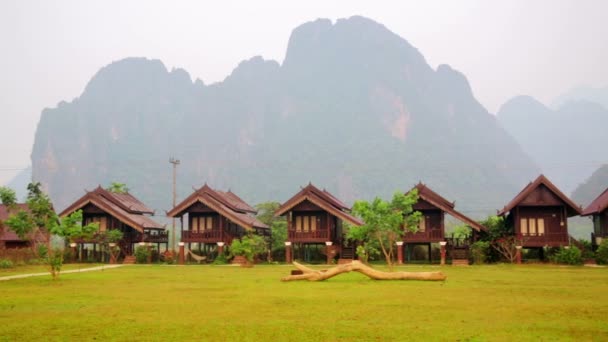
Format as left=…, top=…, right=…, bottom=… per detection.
left=1, top=0, right=607, bottom=185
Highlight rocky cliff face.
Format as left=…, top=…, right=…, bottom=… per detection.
left=32, top=16, right=539, bottom=217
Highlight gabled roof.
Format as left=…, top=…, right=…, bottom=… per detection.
left=59, top=187, right=162, bottom=232
left=274, top=183, right=363, bottom=226
left=582, top=187, right=608, bottom=216
left=0, top=204, right=48, bottom=242
left=498, top=174, right=582, bottom=217
left=166, top=184, right=268, bottom=230
left=408, top=183, right=486, bottom=232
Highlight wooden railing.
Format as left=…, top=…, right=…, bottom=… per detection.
left=182, top=230, right=234, bottom=244
left=143, top=231, right=169, bottom=243
left=403, top=229, right=444, bottom=242
left=517, top=232, right=569, bottom=247
left=288, top=229, right=330, bottom=242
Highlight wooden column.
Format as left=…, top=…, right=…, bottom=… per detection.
left=325, top=241, right=333, bottom=264
left=217, top=242, right=225, bottom=256
left=285, top=242, right=292, bottom=263
left=147, top=243, right=152, bottom=264
left=109, top=243, right=117, bottom=264
left=396, top=241, right=404, bottom=264
left=178, top=242, right=185, bottom=265
left=440, top=241, right=447, bottom=266
left=515, top=246, right=522, bottom=264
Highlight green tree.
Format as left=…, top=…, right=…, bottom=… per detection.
left=347, top=190, right=421, bottom=269
left=57, top=210, right=99, bottom=243
left=255, top=201, right=286, bottom=261
left=0, top=186, right=17, bottom=207
left=107, top=182, right=128, bottom=194
left=1, top=182, right=102, bottom=279
left=479, top=215, right=521, bottom=263
left=0, top=186, right=18, bottom=235
left=47, top=210, right=99, bottom=278
left=4, top=183, right=53, bottom=246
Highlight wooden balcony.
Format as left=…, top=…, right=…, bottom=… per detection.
left=403, top=229, right=444, bottom=243
left=288, top=229, right=330, bottom=243
left=517, top=232, right=569, bottom=247
left=182, top=229, right=234, bottom=244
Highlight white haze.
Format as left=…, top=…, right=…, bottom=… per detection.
left=1, top=0, right=607, bottom=184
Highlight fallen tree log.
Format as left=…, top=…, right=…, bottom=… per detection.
left=281, top=260, right=446, bottom=282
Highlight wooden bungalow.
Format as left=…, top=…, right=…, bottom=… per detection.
left=582, top=187, right=608, bottom=249
left=59, top=186, right=166, bottom=261
left=402, top=183, right=487, bottom=263
left=0, top=204, right=49, bottom=249
left=166, top=184, right=269, bottom=256
left=274, top=183, right=363, bottom=263
left=498, top=175, right=582, bottom=249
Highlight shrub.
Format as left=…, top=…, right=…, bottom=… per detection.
left=551, top=246, right=582, bottom=265
left=578, top=240, right=595, bottom=259
left=134, top=246, right=150, bottom=264
left=230, top=235, right=266, bottom=262
left=162, top=250, right=175, bottom=265
left=47, top=248, right=64, bottom=278
left=596, top=240, right=608, bottom=265
left=470, top=241, right=490, bottom=264
left=212, top=253, right=228, bottom=265
left=37, top=244, right=48, bottom=259
left=0, top=259, right=14, bottom=269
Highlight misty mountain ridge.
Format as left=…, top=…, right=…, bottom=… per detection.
left=497, top=95, right=608, bottom=196
left=552, top=85, right=608, bottom=110
left=31, top=16, right=539, bottom=218
left=572, top=164, right=608, bottom=208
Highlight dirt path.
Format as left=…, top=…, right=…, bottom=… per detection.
left=0, top=264, right=124, bottom=281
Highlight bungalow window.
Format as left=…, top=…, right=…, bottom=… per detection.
left=191, top=217, right=199, bottom=232
left=537, top=219, right=545, bottom=235
left=295, top=215, right=318, bottom=232
left=191, top=216, right=214, bottom=231
left=520, top=217, right=545, bottom=236
left=86, top=216, right=107, bottom=232
left=418, top=216, right=426, bottom=233
left=529, top=219, right=536, bottom=235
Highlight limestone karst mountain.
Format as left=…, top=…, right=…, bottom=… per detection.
left=32, top=16, right=538, bottom=217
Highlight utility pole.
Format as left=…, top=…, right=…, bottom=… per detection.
left=169, top=157, right=180, bottom=252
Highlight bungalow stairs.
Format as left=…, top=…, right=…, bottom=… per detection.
left=569, top=235, right=585, bottom=251
left=450, top=248, right=469, bottom=266
left=123, top=255, right=136, bottom=264
left=338, top=246, right=355, bottom=264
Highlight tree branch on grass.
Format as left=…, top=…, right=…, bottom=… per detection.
left=281, top=260, right=446, bottom=281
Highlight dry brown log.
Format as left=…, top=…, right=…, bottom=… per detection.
left=281, top=260, right=446, bottom=282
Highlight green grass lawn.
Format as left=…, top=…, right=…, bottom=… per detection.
left=0, top=264, right=607, bottom=341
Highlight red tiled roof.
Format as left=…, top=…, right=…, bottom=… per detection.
left=275, top=183, right=363, bottom=226
left=102, top=189, right=154, bottom=214
left=498, top=174, right=582, bottom=217
left=582, top=187, right=608, bottom=216
left=59, top=187, right=162, bottom=232
left=216, top=190, right=257, bottom=214
left=0, top=204, right=48, bottom=242
left=408, top=183, right=486, bottom=232
left=166, top=184, right=268, bottom=230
